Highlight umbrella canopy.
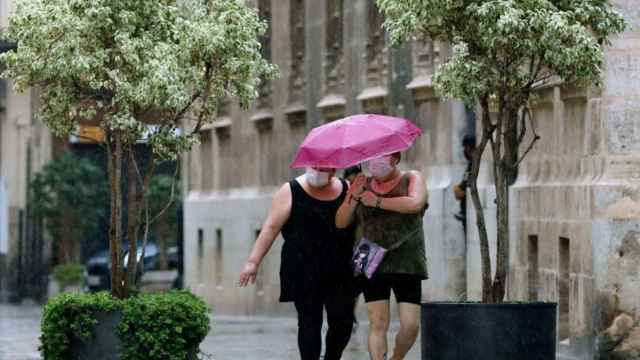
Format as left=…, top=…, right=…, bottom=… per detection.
left=290, top=114, right=422, bottom=169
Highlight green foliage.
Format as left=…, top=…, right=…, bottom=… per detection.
left=40, top=290, right=210, bottom=360
left=377, top=0, right=627, bottom=302
left=377, top=0, right=627, bottom=104
left=119, top=291, right=210, bottom=360
left=30, top=152, right=108, bottom=263
left=148, top=174, right=181, bottom=244
left=52, top=263, right=86, bottom=289
left=0, top=0, right=278, bottom=160
left=40, top=292, right=119, bottom=360
left=2, top=0, right=277, bottom=298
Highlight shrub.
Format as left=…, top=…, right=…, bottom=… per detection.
left=40, top=290, right=210, bottom=360
left=52, top=263, right=86, bottom=289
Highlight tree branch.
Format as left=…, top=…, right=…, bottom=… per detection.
left=513, top=105, right=540, bottom=168
left=127, top=146, right=156, bottom=286
left=473, top=95, right=496, bottom=302
left=517, top=107, right=527, bottom=145
left=148, top=164, right=179, bottom=226
left=189, top=62, right=215, bottom=135
left=170, top=90, right=202, bottom=125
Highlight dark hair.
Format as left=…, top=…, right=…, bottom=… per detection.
left=462, top=135, right=476, bottom=147
left=343, top=165, right=362, bottom=178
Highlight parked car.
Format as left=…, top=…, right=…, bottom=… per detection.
left=168, top=246, right=178, bottom=269
left=84, top=249, right=110, bottom=292
left=84, top=243, right=162, bottom=292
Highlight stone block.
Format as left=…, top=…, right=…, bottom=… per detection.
left=507, top=265, right=528, bottom=301
left=538, top=269, right=559, bottom=302
left=140, top=270, right=178, bottom=293
left=613, top=326, right=640, bottom=359
left=604, top=51, right=640, bottom=98
left=539, top=222, right=559, bottom=269
left=570, top=274, right=595, bottom=338
left=604, top=98, right=640, bottom=155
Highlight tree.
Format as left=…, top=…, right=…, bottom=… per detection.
left=30, top=152, right=109, bottom=264
left=377, top=0, right=626, bottom=303
left=2, top=0, right=277, bottom=299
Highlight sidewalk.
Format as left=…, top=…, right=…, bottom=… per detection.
left=0, top=304, right=420, bottom=360
left=202, top=315, right=420, bottom=360
left=0, top=304, right=42, bottom=360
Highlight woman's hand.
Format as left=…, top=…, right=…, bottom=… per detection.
left=238, top=261, right=259, bottom=287
left=336, top=174, right=365, bottom=228
left=359, top=191, right=379, bottom=207
left=349, top=173, right=366, bottom=196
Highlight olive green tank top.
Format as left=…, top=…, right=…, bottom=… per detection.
left=356, top=174, right=428, bottom=279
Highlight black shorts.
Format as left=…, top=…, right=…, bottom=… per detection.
left=361, top=273, right=422, bottom=305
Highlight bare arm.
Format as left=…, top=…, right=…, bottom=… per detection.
left=335, top=174, right=365, bottom=229
left=360, top=171, right=428, bottom=214
left=239, top=183, right=291, bottom=286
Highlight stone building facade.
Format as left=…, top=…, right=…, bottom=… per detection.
left=183, top=1, right=639, bottom=358
left=501, top=2, right=640, bottom=358
left=183, top=0, right=472, bottom=316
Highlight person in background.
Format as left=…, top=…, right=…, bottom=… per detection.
left=336, top=152, right=428, bottom=360
left=239, top=167, right=355, bottom=360
left=344, top=164, right=363, bottom=185
left=453, top=135, right=476, bottom=232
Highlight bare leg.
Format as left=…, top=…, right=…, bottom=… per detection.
left=390, top=302, right=420, bottom=360
left=367, top=300, right=390, bottom=360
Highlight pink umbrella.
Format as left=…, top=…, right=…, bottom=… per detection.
left=290, top=114, right=422, bottom=169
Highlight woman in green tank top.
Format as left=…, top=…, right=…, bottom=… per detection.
left=336, top=152, right=428, bottom=360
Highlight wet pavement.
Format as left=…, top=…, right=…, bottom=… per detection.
left=0, top=304, right=420, bottom=360
left=0, top=304, right=42, bottom=360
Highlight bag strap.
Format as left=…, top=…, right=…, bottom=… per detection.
left=387, top=227, right=422, bottom=251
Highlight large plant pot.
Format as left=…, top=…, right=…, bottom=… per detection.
left=421, top=302, right=557, bottom=360
left=70, top=310, right=123, bottom=360
left=69, top=310, right=198, bottom=360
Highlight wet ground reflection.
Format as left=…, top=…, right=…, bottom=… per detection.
left=201, top=315, right=421, bottom=360
left=0, top=304, right=420, bottom=360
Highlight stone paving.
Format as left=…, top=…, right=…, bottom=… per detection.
left=0, top=304, right=420, bottom=360
left=0, top=304, right=42, bottom=360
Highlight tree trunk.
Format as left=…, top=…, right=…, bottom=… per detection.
left=470, top=99, right=494, bottom=303
left=107, top=130, right=125, bottom=299
left=54, top=220, right=68, bottom=264
left=492, top=108, right=519, bottom=303
left=492, top=164, right=509, bottom=303
left=124, top=148, right=139, bottom=292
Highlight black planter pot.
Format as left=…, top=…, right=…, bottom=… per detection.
left=70, top=310, right=123, bottom=360
left=69, top=310, right=198, bottom=360
left=421, top=302, right=557, bottom=360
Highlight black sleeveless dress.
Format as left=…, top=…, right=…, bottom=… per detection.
left=279, top=179, right=353, bottom=302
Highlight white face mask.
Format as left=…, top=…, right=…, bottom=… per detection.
left=367, top=156, right=394, bottom=179
left=305, top=168, right=330, bottom=187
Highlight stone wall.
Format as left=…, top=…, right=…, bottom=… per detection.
left=502, top=2, right=640, bottom=358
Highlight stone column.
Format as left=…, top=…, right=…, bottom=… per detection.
left=356, top=1, right=388, bottom=114
left=408, top=39, right=468, bottom=302
left=317, top=0, right=346, bottom=122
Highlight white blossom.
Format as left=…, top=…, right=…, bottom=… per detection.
left=1, top=0, right=278, bottom=160
left=377, top=0, right=626, bottom=104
